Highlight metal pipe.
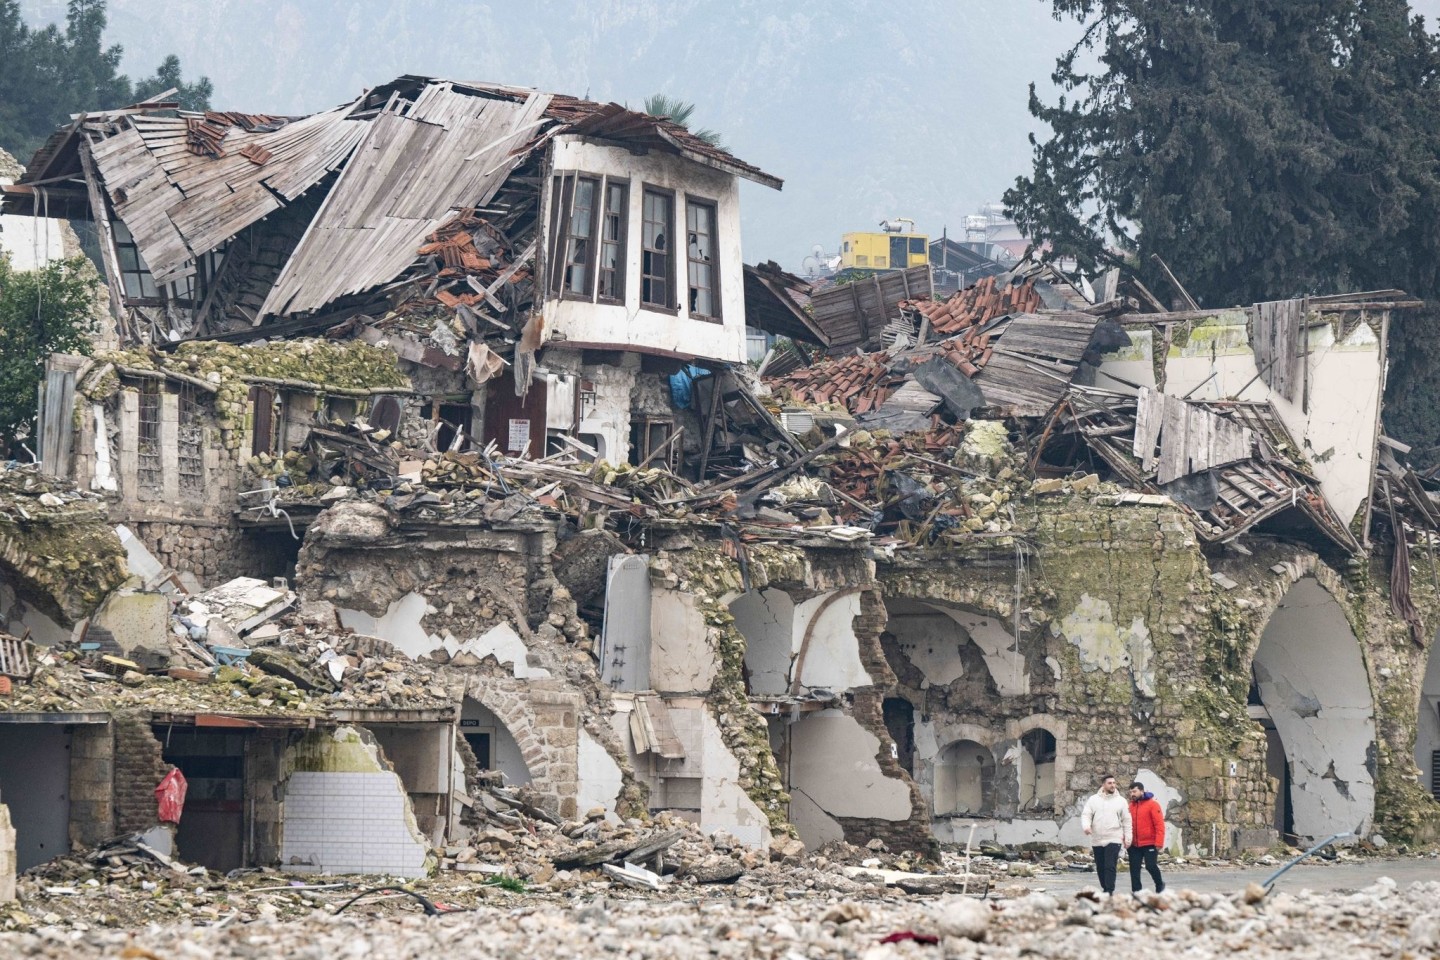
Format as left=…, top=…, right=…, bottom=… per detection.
left=1262, top=832, right=1354, bottom=891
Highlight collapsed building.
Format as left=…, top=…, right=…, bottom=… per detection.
left=0, top=76, right=1438, bottom=888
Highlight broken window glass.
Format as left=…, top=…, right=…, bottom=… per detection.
left=113, top=220, right=160, bottom=300
left=641, top=188, right=674, bottom=309
left=597, top=180, right=628, bottom=301
left=563, top=176, right=599, bottom=296
left=686, top=198, right=719, bottom=320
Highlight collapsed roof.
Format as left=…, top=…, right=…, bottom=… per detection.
left=2, top=76, right=781, bottom=343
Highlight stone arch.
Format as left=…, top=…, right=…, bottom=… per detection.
left=934, top=739, right=996, bottom=816
left=460, top=694, right=534, bottom=787
left=1417, top=633, right=1440, bottom=800
left=1249, top=575, right=1377, bottom=841
left=458, top=678, right=587, bottom=820
left=1016, top=728, right=1058, bottom=814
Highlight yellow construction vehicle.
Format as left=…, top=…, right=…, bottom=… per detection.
left=838, top=218, right=928, bottom=277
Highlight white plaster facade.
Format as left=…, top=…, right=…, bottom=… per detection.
left=0, top=161, right=67, bottom=271
left=540, top=136, right=747, bottom=364
left=727, top=588, right=869, bottom=697
left=1097, top=313, right=1382, bottom=526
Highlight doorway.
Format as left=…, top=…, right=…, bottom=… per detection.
left=156, top=726, right=247, bottom=873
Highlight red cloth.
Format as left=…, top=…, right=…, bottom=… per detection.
left=1129, top=795, right=1165, bottom=848
left=155, top=768, right=188, bottom=824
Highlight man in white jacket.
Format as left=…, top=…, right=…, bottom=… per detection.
left=1081, top=774, right=1133, bottom=895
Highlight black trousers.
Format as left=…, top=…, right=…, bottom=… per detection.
left=1128, top=844, right=1165, bottom=892
left=1092, top=843, right=1122, bottom=893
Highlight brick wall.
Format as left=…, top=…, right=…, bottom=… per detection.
left=113, top=716, right=170, bottom=834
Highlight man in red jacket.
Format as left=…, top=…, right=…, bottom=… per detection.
left=1127, top=780, right=1166, bottom=894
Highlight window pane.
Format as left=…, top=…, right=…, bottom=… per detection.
left=685, top=199, right=718, bottom=319
left=572, top=179, right=595, bottom=238
left=641, top=189, right=673, bottom=307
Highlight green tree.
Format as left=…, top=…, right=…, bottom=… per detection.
left=0, top=254, right=98, bottom=454
left=643, top=93, right=724, bottom=148
left=1005, top=0, right=1440, bottom=458
left=0, top=0, right=213, bottom=160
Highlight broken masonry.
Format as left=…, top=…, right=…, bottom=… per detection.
left=0, top=74, right=1437, bottom=889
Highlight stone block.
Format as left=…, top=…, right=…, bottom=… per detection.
left=1235, top=827, right=1277, bottom=852
left=94, top=590, right=171, bottom=660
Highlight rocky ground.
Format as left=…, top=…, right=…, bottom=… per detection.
left=3, top=839, right=1438, bottom=958
left=1, top=872, right=1437, bottom=959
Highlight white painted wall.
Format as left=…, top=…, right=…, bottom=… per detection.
left=1097, top=313, right=1382, bottom=526
left=794, top=591, right=869, bottom=692
left=788, top=710, right=910, bottom=829
left=885, top=599, right=1030, bottom=696
left=650, top=587, right=717, bottom=693
left=0, top=162, right=67, bottom=272
left=575, top=358, right=638, bottom=466
left=541, top=136, right=746, bottom=364
left=1253, top=577, right=1376, bottom=840
left=729, top=588, right=795, bottom=696
left=576, top=730, right=624, bottom=820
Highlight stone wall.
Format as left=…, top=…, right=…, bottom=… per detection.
left=297, top=504, right=587, bottom=647
left=876, top=489, right=1440, bottom=850
left=69, top=723, right=115, bottom=848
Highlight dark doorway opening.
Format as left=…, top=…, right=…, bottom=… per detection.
left=156, top=726, right=247, bottom=873
left=883, top=697, right=916, bottom=775
left=464, top=732, right=493, bottom=770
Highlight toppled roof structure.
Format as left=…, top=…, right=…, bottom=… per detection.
left=3, top=76, right=780, bottom=351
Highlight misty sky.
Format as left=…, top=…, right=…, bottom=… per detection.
left=22, top=0, right=1440, bottom=271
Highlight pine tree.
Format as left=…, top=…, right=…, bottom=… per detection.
left=1006, top=0, right=1440, bottom=459
left=0, top=0, right=213, bottom=160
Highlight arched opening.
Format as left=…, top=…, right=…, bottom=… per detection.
left=1017, top=728, right=1057, bottom=813
left=883, top=697, right=916, bottom=774
left=934, top=739, right=995, bottom=816
left=1251, top=577, right=1376, bottom=841
left=1417, top=635, right=1440, bottom=800
left=460, top=697, right=531, bottom=786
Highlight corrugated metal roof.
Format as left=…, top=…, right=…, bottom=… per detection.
left=259, top=86, right=552, bottom=319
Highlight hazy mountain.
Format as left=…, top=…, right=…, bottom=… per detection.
left=21, top=0, right=1095, bottom=270
left=27, top=1, right=1440, bottom=272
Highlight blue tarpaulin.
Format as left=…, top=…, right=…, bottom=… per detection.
left=668, top=365, right=708, bottom=409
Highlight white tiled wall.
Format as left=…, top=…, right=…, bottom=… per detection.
left=280, top=772, right=428, bottom=877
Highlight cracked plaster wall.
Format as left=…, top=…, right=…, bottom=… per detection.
left=1209, top=546, right=1440, bottom=845
left=1253, top=577, right=1377, bottom=839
